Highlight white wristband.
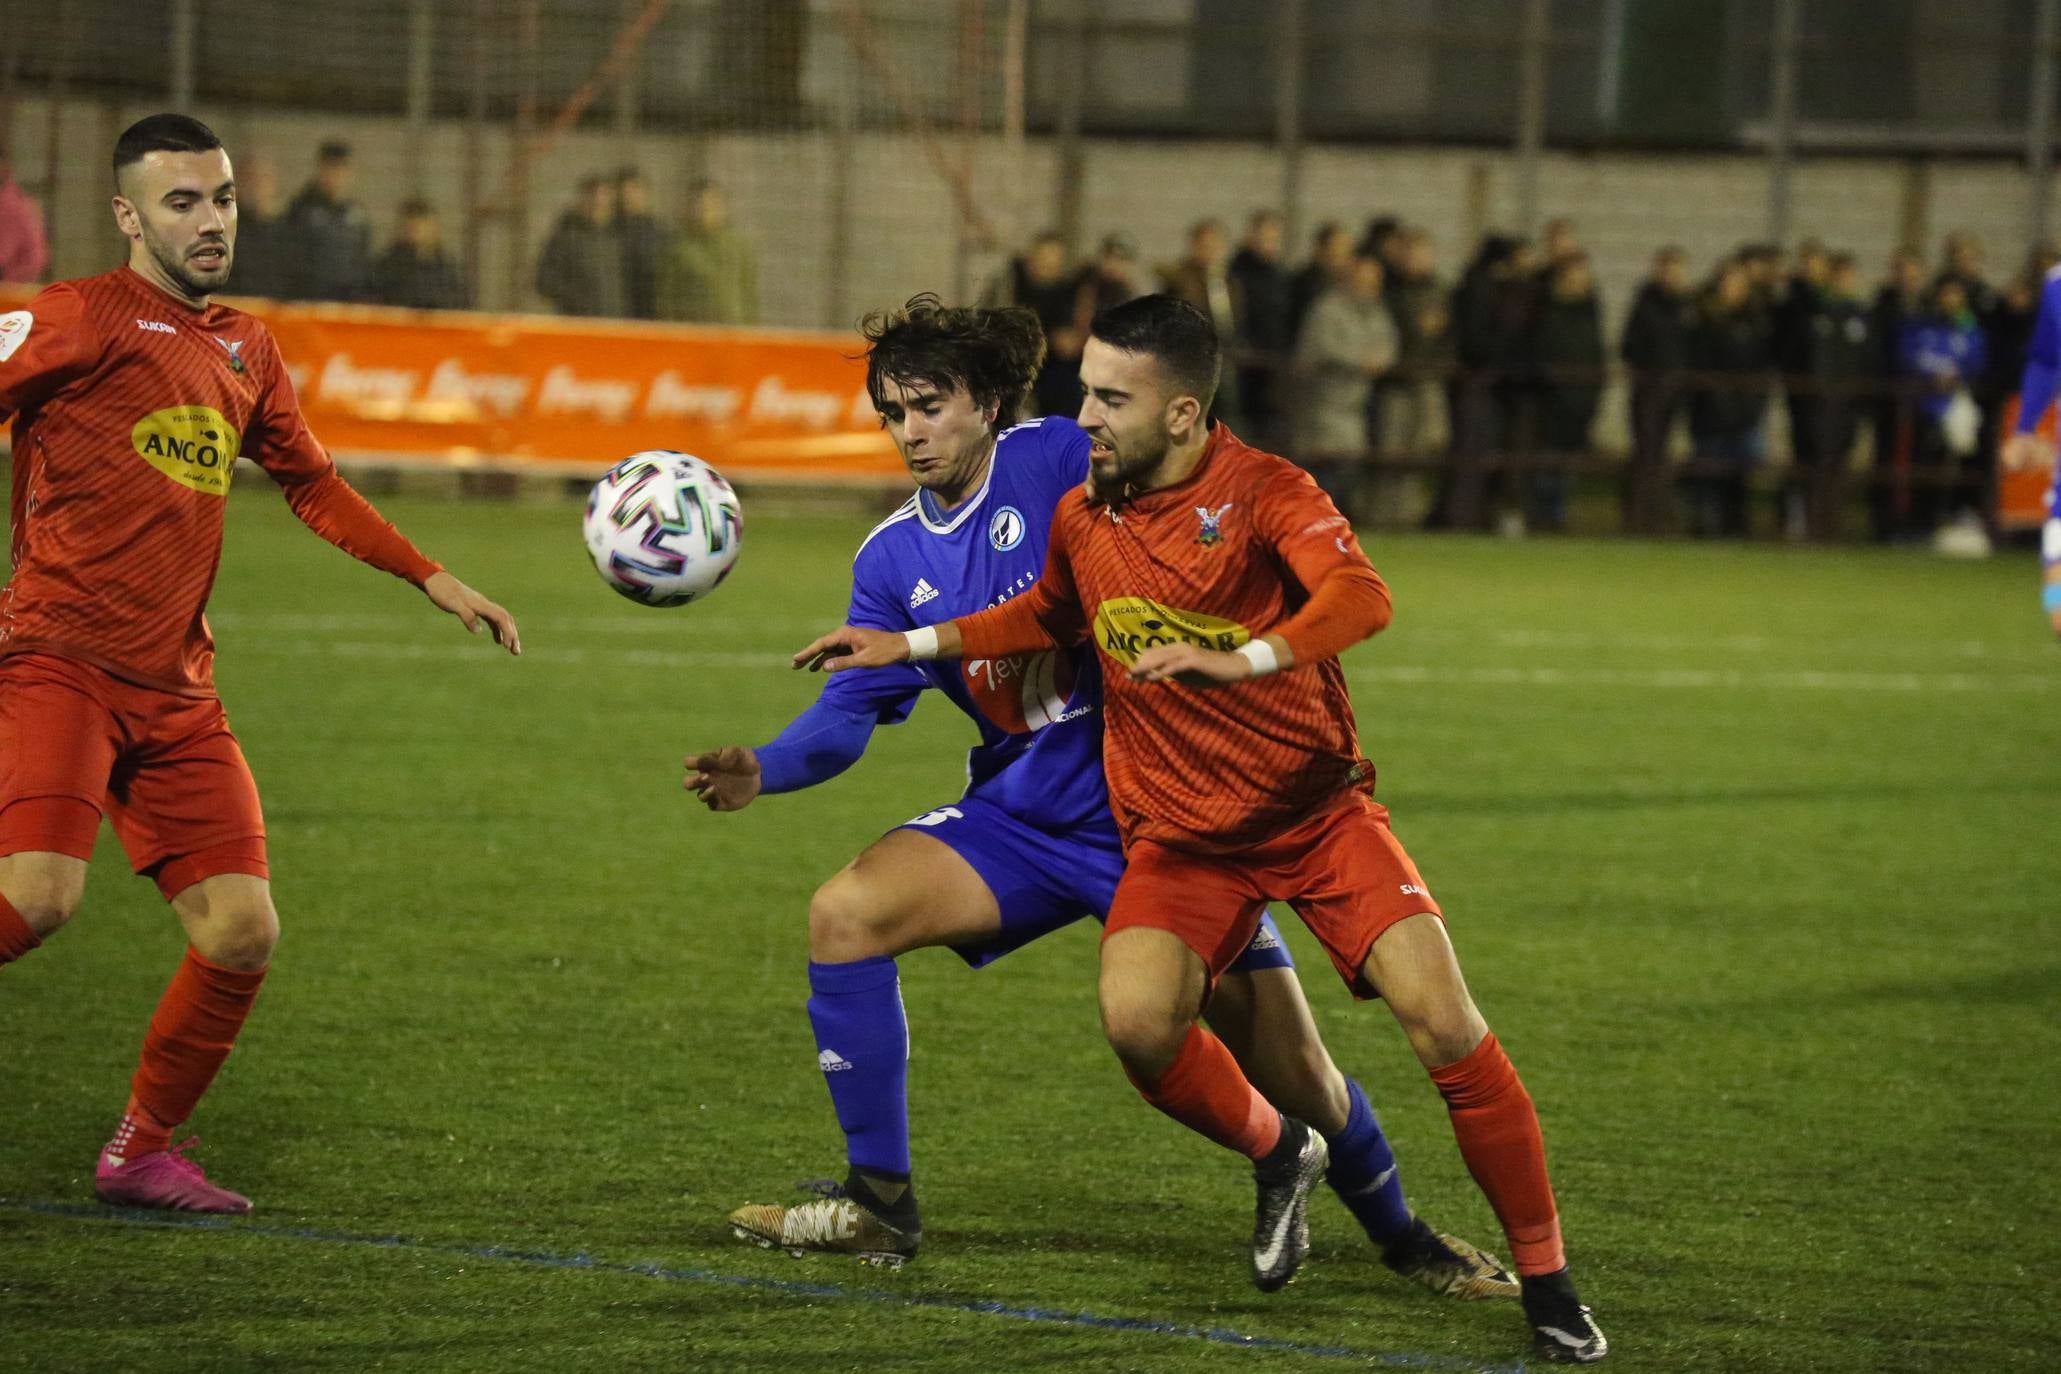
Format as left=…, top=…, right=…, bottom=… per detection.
left=904, top=625, right=941, bottom=661
left=1236, top=637, right=1280, bottom=678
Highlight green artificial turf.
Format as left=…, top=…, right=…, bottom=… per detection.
left=3, top=488, right=2056, bottom=1372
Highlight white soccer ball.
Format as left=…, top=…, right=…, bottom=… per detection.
left=582, top=451, right=743, bottom=606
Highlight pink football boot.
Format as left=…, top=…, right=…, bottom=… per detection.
left=96, top=1138, right=253, bottom=1214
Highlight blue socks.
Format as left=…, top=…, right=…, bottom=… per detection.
left=1325, top=1076, right=1413, bottom=1247
left=806, top=957, right=912, bottom=1178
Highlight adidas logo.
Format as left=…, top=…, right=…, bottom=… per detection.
left=908, top=578, right=940, bottom=609
left=818, top=1049, right=854, bottom=1073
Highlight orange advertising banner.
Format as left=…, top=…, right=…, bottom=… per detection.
left=1996, top=395, right=2059, bottom=531
left=0, top=284, right=901, bottom=483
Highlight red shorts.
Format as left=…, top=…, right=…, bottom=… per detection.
left=1105, top=792, right=1441, bottom=999
left=0, top=653, right=269, bottom=899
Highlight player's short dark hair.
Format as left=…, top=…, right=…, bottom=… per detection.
left=860, top=293, right=1045, bottom=433
left=318, top=139, right=353, bottom=164
left=112, top=114, right=223, bottom=186
left=1088, top=293, right=1220, bottom=414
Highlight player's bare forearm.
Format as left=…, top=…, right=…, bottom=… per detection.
left=423, top=570, right=522, bottom=656
left=791, top=622, right=956, bottom=673
left=1130, top=632, right=1293, bottom=688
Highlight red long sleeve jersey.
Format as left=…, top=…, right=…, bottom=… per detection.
left=955, top=426, right=1392, bottom=852
left=0, top=269, right=439, bottom=695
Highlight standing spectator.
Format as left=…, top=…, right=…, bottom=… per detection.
left=615, top=169, right=664, bottom=320
left=1228, top=210, right=1291, bottom=449
left=1773, top=241, right=1832, bottom=537
left=985, top=230, right=1082, bottom=419
left=1385, top=228, right=1455, bottom=461
left=1073, top=232, right=1144, bottom=329
left=537, top=175, right=625, bottom=318
left=1870, top=250, right=1929, bottom=539
left=1526, top=251, right=1604, bottom=533
left=1979, top=266, right=2042, bottom=523
left=1433, top=235, right=1537, bottom=531
left=0, top=152, right=51, bottom=283
left=1935, top=231, right=1999, bottom=319
left=368, top=200, right=470, bottom=311
left=1159, top=218, right=1241, bottom=355
left=657, top=179, right=758, bottom=325
left=1538, top=217, right=1581, bottom=271
left=1357, top=214, right=1404, bottom=276
left=1685, top=261, right=1774, bottom=537
left=1289, top=221, right=1354, bottom=343
left=284, top=140, right=372, bottom=302
left=1619, top=246, right=1695, bottom=534
left=226, top=155, right=297, bottom=299
left=1292, top=253, right=1396, bottom=519
left=1797, top=253, right=1875, bottom=540
left=1896, top=278, right=1988, bottom=539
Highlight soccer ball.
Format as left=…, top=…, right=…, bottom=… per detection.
left=582, top=451, right=743, bottom=606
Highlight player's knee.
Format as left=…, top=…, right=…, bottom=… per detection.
left=1398, top=1005, right=1487, bottom=1070
left=0, top=859, right=87, bottom=937
left=1099, top=991, right=1188, bottom=1079
left=196, top=893, right=279, bottom=971
left=806, top=871, right=903, bottom=963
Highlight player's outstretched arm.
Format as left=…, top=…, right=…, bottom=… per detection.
left=1130, top=634, right=1293, bottom=688
left=684, top=745, right=761, bottom=811
left=422, top=570, right=522, bottom=656
left=793, top=621, right=963, bottom=673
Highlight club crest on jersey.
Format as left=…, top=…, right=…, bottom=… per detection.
left=1195, top=502, right=1234, bottom=546
left=989, top=505, right=1025, bottom=551
left=211, top=336, right=247, bottom=373
left=131, top=406, right=242, bottom=496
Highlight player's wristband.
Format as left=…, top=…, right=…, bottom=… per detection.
left=905, top=625, right=941, bottom=661
left=1236, top=638, right=1281, bottom=678
left=2042, top=583, right=2061, bottom=614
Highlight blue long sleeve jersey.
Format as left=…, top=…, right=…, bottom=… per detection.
left=754, top=416, right=1110, bottom=832
left=2012, top=266, right=2061, bottom=561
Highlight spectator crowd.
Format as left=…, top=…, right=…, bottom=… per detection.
left=0, top=137, right=2043, bottom=543
left=980, top=212, right=2043, bottom=544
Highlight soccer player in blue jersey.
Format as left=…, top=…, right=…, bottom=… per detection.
left=2002, top=264, right=2061, bottom=640
left=686, top=296, right=1514, bottom=1298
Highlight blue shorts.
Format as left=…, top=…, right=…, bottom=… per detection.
left=894, top=793, right=1295, bottom=973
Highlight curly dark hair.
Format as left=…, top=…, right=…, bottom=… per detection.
left=860, top=293, right=1047, bottom=433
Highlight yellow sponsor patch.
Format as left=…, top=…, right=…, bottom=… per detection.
left=1093, top=597, right=1250, bottom=666
left=131, top=406, right=241, bottom=496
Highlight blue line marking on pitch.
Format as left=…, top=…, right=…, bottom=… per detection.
left=8, top=1199, right=1527, bottom=1372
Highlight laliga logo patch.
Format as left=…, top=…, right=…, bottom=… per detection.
left=1195, top=502, right=1234, bottom=546
left=131, top=406, right=242, bottom=496
left=0, top=310, right=31, bottom=364
left=1093, top=596, right=1250, bottom=666
left=989, top=505, right=1025, bottom=552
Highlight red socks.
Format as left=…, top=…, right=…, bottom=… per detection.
left=0, top=892, right=40, bottom=966
left=1430, top=1032, right=1566, bottom=1275
left=1126, top=1023, right=1283, bottom=1161
left=107, top=947, right=267, bottom=1161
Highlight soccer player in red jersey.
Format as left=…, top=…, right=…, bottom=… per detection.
left=796, top=296, right=1606, bottom=1363
left=0, top=115, right=519, bottom=1214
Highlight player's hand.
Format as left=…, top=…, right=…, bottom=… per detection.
left=2002, top=431, right=2050, bottom=472
left=423, top=571, right=522, bottom=656
left=1129, top=643, right=1251, bottom=688
left=793, top=625, right=910, bottom=673
left=684, top=745, right=762, bottom=812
